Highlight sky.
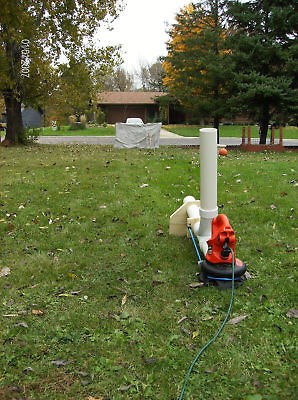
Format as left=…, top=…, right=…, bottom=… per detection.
left=97, top=0, right=191, bottom=71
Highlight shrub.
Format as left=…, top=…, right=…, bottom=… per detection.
left=68, top=114, right=86, bottom=130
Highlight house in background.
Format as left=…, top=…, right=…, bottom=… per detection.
left=97, top=92, right=167, bottom=124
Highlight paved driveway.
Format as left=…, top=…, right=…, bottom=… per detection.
left=37, top=129, right=297, bottom=147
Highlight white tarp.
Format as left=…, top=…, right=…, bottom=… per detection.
left=114, top=122, right=161, bottom=149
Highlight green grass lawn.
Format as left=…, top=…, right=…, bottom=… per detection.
left=163, top=125, right=298, bottom=139
left=0, top=125, right=115, bottom=139
left=0, top=145, right=297, bottom=400
left=40, top=125, right=116, bottom=136
left=1, top=124, right=297, bottom=140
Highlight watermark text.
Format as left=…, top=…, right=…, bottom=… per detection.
left=20, top=39, right=30, bottom=78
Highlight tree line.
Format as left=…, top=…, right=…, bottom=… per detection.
left=0, top=0, right=297, bottom=145
left=163, top=0, right=297, bottom=143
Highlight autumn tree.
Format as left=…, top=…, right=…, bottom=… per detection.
left=163, top=1, right=233, bottom=135
left=45, top=47, right=121, bottom=125
left=227, top=0, right=298, bottom=144
left=0, top=0, right=122, bottom=145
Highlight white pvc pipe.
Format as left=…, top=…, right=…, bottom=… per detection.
left=183, top=195, right=200, bottom=235
left=198, top=128, right=218, bottom=249
left=199, top=128, right=218, bottom=211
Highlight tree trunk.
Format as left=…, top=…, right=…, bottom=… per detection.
left=1, top=33, right=24, bottom=146
left=2, top=90, right=24, bottom=146
left=259, top=104, right=270, bottom=145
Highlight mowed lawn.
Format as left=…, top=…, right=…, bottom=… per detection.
left=164, top=125, right=298, bottom=139
left=0, top=145, right=297, bottom=400
left=4, top=124, right=296, bottom=139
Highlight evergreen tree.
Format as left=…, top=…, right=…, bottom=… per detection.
left=227, top=0, right=298, bottom=143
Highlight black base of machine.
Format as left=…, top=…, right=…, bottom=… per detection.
left=199, top=260, right=247, bottom=289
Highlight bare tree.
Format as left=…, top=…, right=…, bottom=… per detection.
left=102, top=67, right=134, bottom=91
left=137, top=60, right=165, bottom=91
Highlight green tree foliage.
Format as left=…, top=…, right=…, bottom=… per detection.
left=163, top=1, right=233, bottom=135
left=45, top=48, right=121, bottom=125
left=227, top=0, right=298, bottom=143
left=0, top=0, right=122, bottom=145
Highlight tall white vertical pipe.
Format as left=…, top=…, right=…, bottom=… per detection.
left=200, top=128, right=218, bottom=211
left=198, top=128, right=218, bottom=253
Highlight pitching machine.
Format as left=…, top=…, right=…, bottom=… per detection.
left=169, top=128, right=247, bottom=288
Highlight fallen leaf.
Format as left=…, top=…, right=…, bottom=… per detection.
left=244, top=271, right=252, bottom=280
left=202, top=315, right=214, bottom=321
left=140, top=183, right=149, bottom=188
left=0, top=267, right=11, bottom=277
left=118, top=384, right=134, bottom=392
left=77, top=371, right=89, bottom=377
left=121, top=294, right=127, bottom=306
left=3, top=314, right=19, bottom=317
left=286, top=308, right=298, bottom=318
left=23, top=367, right=34, bottom=374
left=270, top=204, right=277, bottom=210
left=228, top=315, right=248, bottom=325
left=58, top=293, right=74, bottom=297
left=156, top=228, right=164, bottom=236
left=192, top=331, right=199, bottom=339
left=31, top=309, right=44, bottom=316
left=67, top=273, right=78, bottom=279
left=178, top=316, right=188, bottom=325
left=180, top=327, right=191, bottom=336
left=189, top=282, right=205, bottom=289
left=86, top=397, right=103, bottom=400
left=14, top=322, right=28, bottom=328
left=51, top=360, right=69, bottom=367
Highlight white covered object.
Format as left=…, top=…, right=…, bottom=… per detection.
left=114, top=122, right=161, bottom=148
left=126, top=118, right=144, bottom=125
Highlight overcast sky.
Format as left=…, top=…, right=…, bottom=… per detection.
left=97, top=0, right=190, bottom=71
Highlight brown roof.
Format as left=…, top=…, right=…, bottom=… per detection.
left=97, top=91, right=166, bottom=105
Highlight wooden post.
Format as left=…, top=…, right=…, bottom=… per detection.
left=279, top=126, right=283, bottom=146
left=247, top=126, right=251, bottom=145
left=270, top=126, right=275, bottom=145
left=241, top=126, right=246, bottom=145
